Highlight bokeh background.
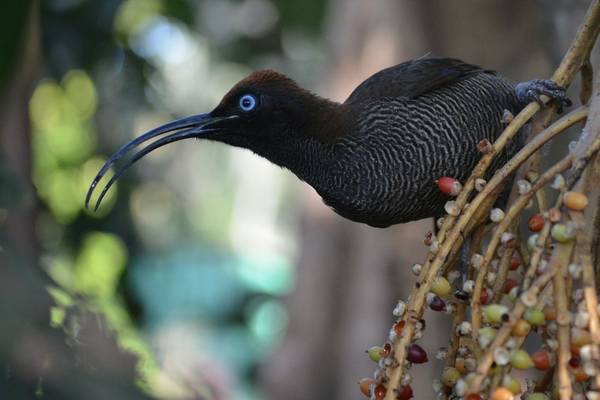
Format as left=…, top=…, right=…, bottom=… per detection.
left=0, top=1, right=597, bottom=399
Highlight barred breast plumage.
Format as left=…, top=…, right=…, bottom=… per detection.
left=321, top=71, right=520, bottom=227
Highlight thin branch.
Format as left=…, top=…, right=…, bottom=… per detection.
left=554, top=249, right=573, bottom=400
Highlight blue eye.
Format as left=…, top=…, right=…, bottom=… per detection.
left=239, top=94, right=257, bottom=112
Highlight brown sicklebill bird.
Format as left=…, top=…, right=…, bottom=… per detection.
left=86, top=57, right=570, bottom=227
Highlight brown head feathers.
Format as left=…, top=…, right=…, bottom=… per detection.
left=218, top=69, right=352, bottom=143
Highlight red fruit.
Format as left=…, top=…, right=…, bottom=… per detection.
left=423, top=231, right=433, bottom=246
left=572, top=367, right=589, bottom=383
left=569, top=356, right=580, bottom=368
left=374, top=383, right=387, bottom=400
left=510, top=255, right=521, bottom=271
left=543, top=306, right=556, bottom=321
left=480, top=288, right=491, bottom=305
left=396, top=385, right=414, bottom=400
left=429, top=295, right=446, bottom=311
left=477, top=139, right=493, bottom=154
left=381, top=341, right=392, bottom=358
left=571, top=344, right=581, bottom=357
left=531, top=349, right=552, bottom=370
left=503, top=278, right=518, bottom=294
left=358, top=378, right=374, bottom=397
left=466, top=394, right=483, bottom=400
left=548, top=208, right=561, bottom=222
left=393, top=320, right=405, bottom=336
left=406, top=343, right=428, bottom=364
left=528, top=214, right=545, bottom=232
left=436, top=176, right=462, bottom=196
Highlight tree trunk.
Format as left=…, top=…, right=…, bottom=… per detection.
left=0, top=0, right=38, bottom=257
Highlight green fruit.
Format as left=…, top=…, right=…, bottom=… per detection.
left=503, top=375, right=521, bottom=394
left=441, top=367, right=461, bottom=387
left=527, top=234, right=539, bottom=252
left=367, top=346, right=383, bottom=363
left=478, top=327, right=498, bottom=348
left=432, top=276, right=452, bottom=297
left=510, top=349, right=533, bottom=370
left=484, top=304, right=509, bottom=324
left=524, top=308, right=546, bottom=327
left=526, top=394, right=550, bottom=400
left=551, top=223, right=575, bottom=243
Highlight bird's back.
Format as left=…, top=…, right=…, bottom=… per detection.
left=344, top=57, right=491, bottom=104
left=321, top=59, right=521, bottom=227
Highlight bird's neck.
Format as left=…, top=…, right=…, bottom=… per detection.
left=256, top=98, right=354, bottom=188
left=254, top=131, right=336, bottom=188
left=303, top=97, right=355, bottom=144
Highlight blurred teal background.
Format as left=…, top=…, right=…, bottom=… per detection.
left=1, top=1, right=593, bottom=399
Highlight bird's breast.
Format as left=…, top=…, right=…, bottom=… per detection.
left=313, top=74, right=520, bottom=227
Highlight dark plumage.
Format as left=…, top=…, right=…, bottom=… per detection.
left=86, top=57, right=570, bottom=227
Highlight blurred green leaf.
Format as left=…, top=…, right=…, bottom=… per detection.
left=114, top=0, right=163, bottom=38
left=47, top=285, right=74, bottom=306
left=63, top=70, right=98, bottom=120
left=49, top=306, right=67, bottom=328
left=75, top=231, right=127, bottom=297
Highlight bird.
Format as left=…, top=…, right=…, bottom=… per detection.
left=86, top=57, right=570, bottom=228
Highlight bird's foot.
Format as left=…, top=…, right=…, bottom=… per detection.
left=515, top=79, right=572, bottom=113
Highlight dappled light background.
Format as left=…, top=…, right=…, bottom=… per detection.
left=28, top=0, right=326, bottom=398
left=0, top=1, right=595, bottom=400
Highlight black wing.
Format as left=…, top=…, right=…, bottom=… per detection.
left=344, top=57, right=494, bottom=105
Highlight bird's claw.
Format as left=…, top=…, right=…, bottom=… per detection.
left=515, top=79, right=572, bottom=113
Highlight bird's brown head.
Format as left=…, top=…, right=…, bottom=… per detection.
left=86, top=70, right=349, bottom=211
left=208, top=70, right=318, bottom=146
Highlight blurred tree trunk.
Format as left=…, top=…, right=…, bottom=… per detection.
left=0, top=1, right=38, bottom=257
left=539, top=0, right=600, bottom=66
left=260, top=1, right=593, bottom=399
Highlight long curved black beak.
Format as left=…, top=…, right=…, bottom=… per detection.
left=85, top=112, right=235, bottom=211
